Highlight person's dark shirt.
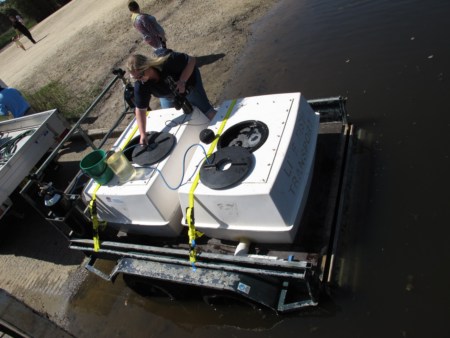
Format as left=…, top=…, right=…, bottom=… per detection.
left=11, top=20, right=29, bottom=35
left=134, top=51, right=196, bottom=109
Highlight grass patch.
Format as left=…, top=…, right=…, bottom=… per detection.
left=23, top=81, right=98, bottom=120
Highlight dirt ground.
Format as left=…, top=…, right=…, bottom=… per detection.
left=0, top=0, right=278, bottom=130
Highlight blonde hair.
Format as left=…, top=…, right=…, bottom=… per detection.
left=126, top=52, right=171, bottom=73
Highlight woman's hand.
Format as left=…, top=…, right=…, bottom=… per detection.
left=135, top=107, right=148, bottom=145
left=139, top=133, right=148, bottom=145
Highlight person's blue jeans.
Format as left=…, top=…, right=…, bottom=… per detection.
left=159, top=68, right=213, bottom=115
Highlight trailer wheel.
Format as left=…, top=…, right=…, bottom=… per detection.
left=123, top=275, right=199, bottom=300
left=202, top=291, right=262, bottom=311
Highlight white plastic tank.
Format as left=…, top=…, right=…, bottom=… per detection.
left=82, top=107, right=210, bottom=237
left=178, top=93, right=320, bottom=243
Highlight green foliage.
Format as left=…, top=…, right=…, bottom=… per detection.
left=3, top=0, right=64, bottom=22
left=23, top=81, right=93, bottom=120
left=0, top=27, right=16, bottom=49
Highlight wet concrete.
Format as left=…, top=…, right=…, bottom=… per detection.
left=0, top=188, right=87, bottom=331
left=0, top=290, right=73, bottom=337
left=0, top=127, right=107, bottom=335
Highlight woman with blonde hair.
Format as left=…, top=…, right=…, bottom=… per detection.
left=127, top=49, right=216, bottom=145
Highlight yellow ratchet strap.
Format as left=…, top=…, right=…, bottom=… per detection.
left=186, top=99, right=237, bottom=268
left=89, top=184, right=105, bottom=252
left=87, top=110, right=147, bottom=252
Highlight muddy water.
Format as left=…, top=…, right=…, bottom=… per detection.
left=64, top=0, right=450, bottom=337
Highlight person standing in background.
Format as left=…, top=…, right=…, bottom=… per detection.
left=128, top=1, right=167, bottom=50
left=9, top=15, right=37, bottom=44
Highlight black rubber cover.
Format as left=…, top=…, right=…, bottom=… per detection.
left=200, top=147, right=254, bottom=190
left=131, top=131, right=176, bottom=166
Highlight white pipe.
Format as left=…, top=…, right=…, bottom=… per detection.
left=234, top=238, right=250, bottom=256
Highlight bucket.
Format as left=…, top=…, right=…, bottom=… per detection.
left=106, top=150, right=136, bottom=183
left=80, top=149, right=113, bottom=185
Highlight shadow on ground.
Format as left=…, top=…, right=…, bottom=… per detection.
left=196, top=53, right=225, bottom=67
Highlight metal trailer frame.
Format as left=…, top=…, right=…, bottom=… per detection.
left=19, top=70, right=354, bottom=313
left=0, top=110, right=70, bottom=219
